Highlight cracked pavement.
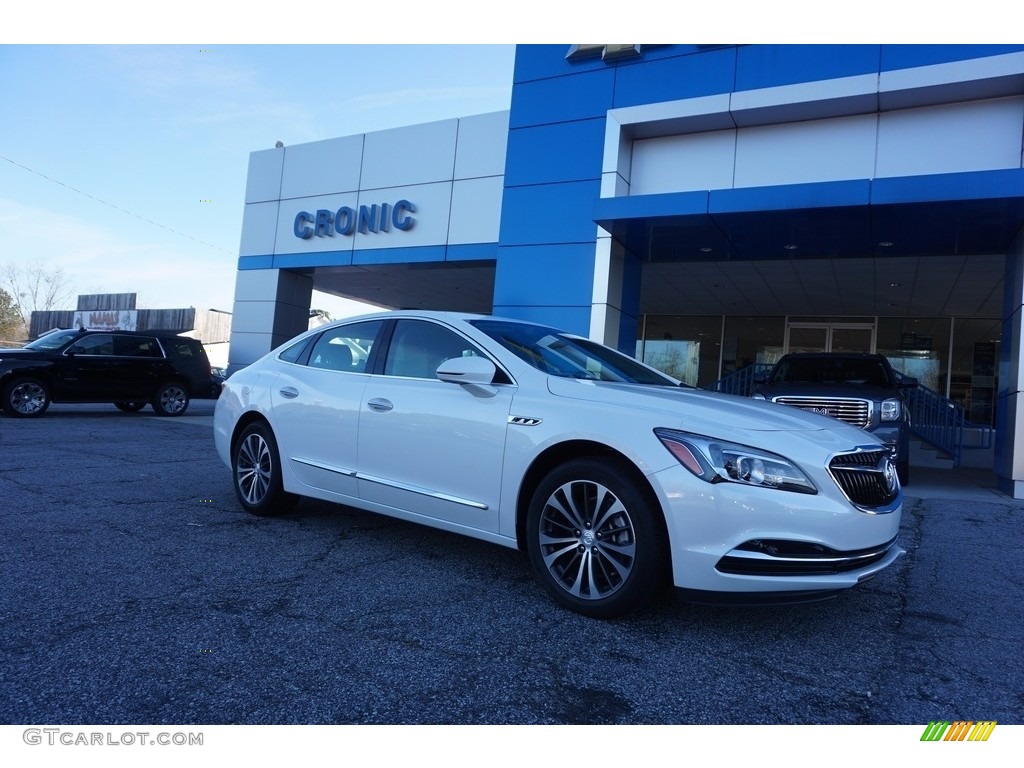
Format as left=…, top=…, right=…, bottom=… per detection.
left=1, top=402, right=1021, bottom=725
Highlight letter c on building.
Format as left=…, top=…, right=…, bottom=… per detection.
left=294, top=211, right=314, bottom=239
left=392, top=199, right=415, bottom=231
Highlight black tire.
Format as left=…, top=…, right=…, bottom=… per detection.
left=525, top=458, right=669, bottom=619
left=151, top=382, right=189, bottom=417
left=2, top=377, right=51, bottom=418
left=231, top=421, right=298, bottom=516
left=114, top=401, right=147, bottom=412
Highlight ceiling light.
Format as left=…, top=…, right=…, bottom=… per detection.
left=784, top=244, right=798, bottom=251
left=878, top=241, right=894, bottom=247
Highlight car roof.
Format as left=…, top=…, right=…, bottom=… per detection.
left=779, top=352, right=887, bottom=360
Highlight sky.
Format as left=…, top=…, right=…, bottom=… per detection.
left=0, top=43, right=516, bottom=319
left=0, top=4, right=1005, bottom=324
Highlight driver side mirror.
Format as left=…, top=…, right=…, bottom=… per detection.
left=436, top=356, right=497, bottom=385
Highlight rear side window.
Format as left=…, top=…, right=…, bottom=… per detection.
left=115, top=335, right=162, bottom=357
left=307, top=321, right=382, bottom=373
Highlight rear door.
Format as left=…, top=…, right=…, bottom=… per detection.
left=269, top=320, right=383, bottom=501
left=113, top=334, right=166, bottom=399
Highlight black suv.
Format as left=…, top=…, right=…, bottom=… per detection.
left=0, top=328, right=220, bottom=418
left=752, top=352, right=917, bottom=485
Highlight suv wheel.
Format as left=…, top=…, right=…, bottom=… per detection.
left=114, top=401, right=147, bottom=412
left=2, top=377, right=51, bottom=418
left=151, top=383, right=189, bottom=417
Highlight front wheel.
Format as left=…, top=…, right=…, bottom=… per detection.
left=2, top=377, right=51, bottom=418
left=231, top=422, right=298, bottom=516
left=526, top=458, right=669, bottom=619
left=151, top=383, right=189, bottom=416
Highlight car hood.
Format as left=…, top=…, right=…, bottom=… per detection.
left=546, top=377, right=863, bottom=437
left=756, top=382, right=897, bottom=399
left=0, top=349, right=46, bottom=359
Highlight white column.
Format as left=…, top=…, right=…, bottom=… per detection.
left=226, top=269, right=313, bottom=374
left=995, top=231, right=1024, bottom=498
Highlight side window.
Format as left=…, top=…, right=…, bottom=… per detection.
left=308, top=320, right=382, bottom=373
left=384, top=320, right=483, bottom=379
left=278, top=337, right=312, bottom=364
left=68, top=334, right=115, bottom=356
left=114, top=335, right=162, bottom=357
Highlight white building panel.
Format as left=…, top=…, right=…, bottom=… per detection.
left=454, top=111, right=510, bottom=180
left=876, top=98, right=1024, bottom=179
left=629, top=130, right=737, bottom=195
left=734, top=113, right=877, bottom=188
left=353, top=183, right=453, bottom=251
left=279, top=135, right=364, bottom=200
left=244, top=148, right=285, bottom=204
left=239, top=202, right=280, bottom=257
left=273, top=192, right=360, bottom=255
left=448, top=176, right=503, bottom=245
left=361, top=119, right=460, bottom=190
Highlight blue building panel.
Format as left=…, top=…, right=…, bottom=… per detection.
left=880, top=44, right=1024, bottom=72
left=446, top=243, right=499, bottom=262
left=870, top=169, right=1024, bottom=205
left=503, top=120, right=606, bottom=187
left=735, top=45, right=882, bottom=91
left=352, top=245, right=447, bottom=266
left=272, top=250, right=354, bottom=269
left=508, top=68, right=615, bottom=128
left=493, top=243, right=597, bottom=309
left=498, top=180, right=604, bottom=246
left=612, top=47, right=739, bottom=108
left=709, top=180, right=872, bottom=214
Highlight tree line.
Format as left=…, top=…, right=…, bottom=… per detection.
left=0, top=262, right=74, bottom=345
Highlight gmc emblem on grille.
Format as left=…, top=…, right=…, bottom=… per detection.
left=811, top=406, right=832, bottom=416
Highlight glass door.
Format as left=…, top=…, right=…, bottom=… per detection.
left=785, top=322, right=875, bottom=353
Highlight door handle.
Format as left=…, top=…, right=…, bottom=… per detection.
left=279, top=386, right=299, bottom=399
left=367, top=397, right=393, bottom=412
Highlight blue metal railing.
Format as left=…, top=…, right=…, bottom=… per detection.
left=703, top=364, right=774, bottom=397
left=905, top=384, right=964, bottom=466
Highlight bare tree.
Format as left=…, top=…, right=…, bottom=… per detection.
left=0, top=287, right=24, bottom=343
left=1, top=261, right=75, bottom=331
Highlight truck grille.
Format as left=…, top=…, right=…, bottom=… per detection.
left=828, top=449, right=900, bottom=510
left=773, top=396, right=871, bottom=428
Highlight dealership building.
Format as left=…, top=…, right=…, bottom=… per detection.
left=230, top=44, right=1024, bottom=496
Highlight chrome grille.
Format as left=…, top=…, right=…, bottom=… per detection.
left=828, top=449, right=900, bottom=510
left=773, top=396, right=870, bottom=428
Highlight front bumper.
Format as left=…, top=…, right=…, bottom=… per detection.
left=649, top=463, right=904, bottom=596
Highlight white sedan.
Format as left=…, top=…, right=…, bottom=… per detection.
left=213, top=311, right=904, bottom=618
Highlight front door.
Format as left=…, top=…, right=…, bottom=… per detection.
left=786, top=323, right=875, bottom=354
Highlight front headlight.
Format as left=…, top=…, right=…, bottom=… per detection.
left=654, top=428, right=817, bottom=494
left=880, top=398, right=901, bottom=422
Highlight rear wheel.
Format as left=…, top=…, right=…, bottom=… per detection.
left=114, top=401, right=147, bottom=412
left=526, top=458, right=669, bottom=619
left=232, top=422, right=298, bottom=516
left=2, top=377, right=51, bottom=418
left=151, top=383, right=189, bottom=416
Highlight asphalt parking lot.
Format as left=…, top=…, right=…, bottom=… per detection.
left=1, top=401, right=1022, bottom=726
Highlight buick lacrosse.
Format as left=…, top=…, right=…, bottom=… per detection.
left=213, top=311, right=903, bottom=618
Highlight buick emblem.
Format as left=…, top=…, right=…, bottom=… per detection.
left=883, top=456, right=899, bottom=493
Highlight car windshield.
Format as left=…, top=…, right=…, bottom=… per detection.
left=23, top=329, right=82, bottom=351
left=472, top=319, right=679, bottom=385
left=771, top=357, right=892, bottom=387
